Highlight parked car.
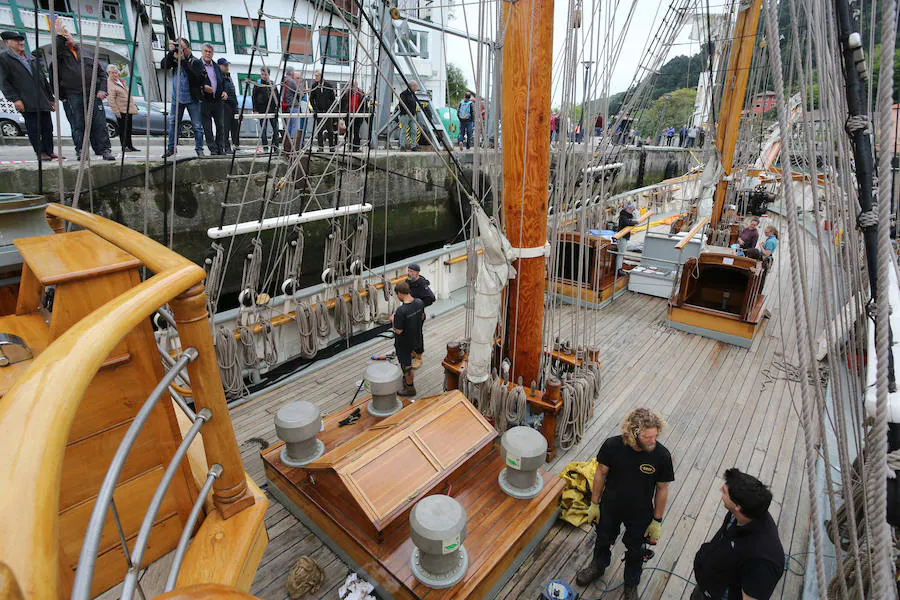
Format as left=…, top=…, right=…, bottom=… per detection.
left=0, top=110, right=26, bottom=137
left=104, top=97, right=262, bottom=141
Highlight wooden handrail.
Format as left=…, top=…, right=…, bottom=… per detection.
left=675, top=217, right=710, bottom=249
left=0, top=204, right=251, bottom=599
left=613, top=210, right=655, bottom=240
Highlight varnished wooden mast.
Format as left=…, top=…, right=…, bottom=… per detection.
left=710, top=0, right=763, bottom=227
left=501, top=0, right=554, bottom=385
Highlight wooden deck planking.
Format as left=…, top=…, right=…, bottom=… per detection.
left=228, top=225, right=817, bottom=600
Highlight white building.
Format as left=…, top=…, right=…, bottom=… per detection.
left=145, top=0, right=448, bottom=109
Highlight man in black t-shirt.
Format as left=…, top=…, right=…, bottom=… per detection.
left=576, top=408, right=674, bottom=600
left=691, top=469, right=784, bottom=600
left=390, top=281, right=424, bottom=397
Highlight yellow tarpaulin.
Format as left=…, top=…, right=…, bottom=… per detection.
left=558, top=458, right=598, bottom=528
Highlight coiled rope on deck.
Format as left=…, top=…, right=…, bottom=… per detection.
left=215, top=325, right=248, bottom=399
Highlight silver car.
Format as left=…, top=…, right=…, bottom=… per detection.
left=104, top=98, right=261, bottom=139
left=0, top=110, right=26, bottom=137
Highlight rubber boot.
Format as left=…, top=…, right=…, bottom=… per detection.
left=622, top=585, right=639, bottom=600
left=575, top=560, right=605, bottom=587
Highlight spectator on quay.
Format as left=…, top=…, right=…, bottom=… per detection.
left=252, top=67, right=279, bottom=150
left=398, top=81, right=420, bottom=151
left=594, top=113, right=604, bottom=137
left=678, top=125, right=687, bottom=147
left=550, top=111, right=560, bottom=143
left=687, top=124, right=699, bottom=147
left=340, top=79, right=368, bottom=152
left=0, top=29, right=58, bottom=159
left=105, top=64, right=138, bottom=153
left=198, top=43, right=228, bottom=155
left=457, top=92, right=474, bottom=149
left=160, top=37, right=206, bottom=158
left=217, top=58, right=239, bottom=153
left=309, top=70, right=336, bottom=151
left=665, top=126, right=675, bottom=146
left=50, top=19, right=115, bottom=160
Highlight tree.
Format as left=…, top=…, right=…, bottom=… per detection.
left=446, top=63, right=467, bottom=107
left=633, top=87, right=697, bottom=143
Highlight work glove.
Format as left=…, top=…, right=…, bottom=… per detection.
left=586, top=502, right=600, bottom=525
left=644, top=518, right=662, bottom=544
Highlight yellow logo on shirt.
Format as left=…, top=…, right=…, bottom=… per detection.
left=640, top=464, right=656, bottom=475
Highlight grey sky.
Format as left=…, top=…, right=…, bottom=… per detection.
left=440, top=0, right=700, bottom=104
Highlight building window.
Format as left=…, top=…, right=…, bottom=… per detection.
left=330, top=0, right=359, bottom=17
left=280, top=23, right=313, bottom=63
left=396, top=30, right=428, bottom=59
left=232, top=17, right=267, bottom=55
left=101, top=0, right=120, bottom=21
left=318, top=27, right=349, bottom=64
left=187, top=12, right=226, bottom=53
left=37, top=0, right=71, bottom=12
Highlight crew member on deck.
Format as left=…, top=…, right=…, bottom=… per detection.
left=743, top=225, right=778, bottom=261
left=691, top=469, right=785, bottom=600
left=406, top=263, right=435, bottom=370
left=617, top=203, right=639, bottom=239
left=737, top=218, right=760, bottom=251
left=391, top=281, right=424, bottom=397
left=615, top=203, right=640, bottom=275
left=576, top=408, right=674, bottom=600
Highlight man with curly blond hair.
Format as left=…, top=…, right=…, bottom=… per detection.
left=575, top=408, right=675, bottom=599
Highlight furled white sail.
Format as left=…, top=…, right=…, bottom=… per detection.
left=467, top=204, right=516, bottom=384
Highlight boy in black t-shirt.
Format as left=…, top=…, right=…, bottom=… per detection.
left=391, top=281, right=424, bottom=397
left=576, top=408, right=675, bottom=600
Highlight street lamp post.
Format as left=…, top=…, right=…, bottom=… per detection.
left=579, top=60, right=594, bottom=143
left=655, top=93, right=671, bottom=145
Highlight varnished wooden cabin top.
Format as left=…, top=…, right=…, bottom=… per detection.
left=262, top=390, right=565, bottom=600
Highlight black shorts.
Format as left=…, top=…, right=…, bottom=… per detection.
left=395, top=346, right=413, bottom=369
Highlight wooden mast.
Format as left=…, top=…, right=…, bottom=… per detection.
left=709, top=0, right=763, bottom=227
left=501, top=0, right=554, bottom=385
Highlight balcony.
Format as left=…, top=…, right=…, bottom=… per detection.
left=0, top=4, right=127, bottom=44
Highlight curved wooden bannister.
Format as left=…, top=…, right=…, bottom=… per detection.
left=0, top=204, right=254, bottom=599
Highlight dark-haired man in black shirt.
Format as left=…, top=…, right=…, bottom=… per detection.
left=576, top=408, right=674, bottom=600
left=390, top=281, right=424, bottom=397
left=691, top=469, right=784, bottom=600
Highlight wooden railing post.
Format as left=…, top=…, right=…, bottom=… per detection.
left=170, top=283, right=254, bottom=518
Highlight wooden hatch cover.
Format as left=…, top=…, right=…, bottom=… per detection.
left=303, top=391, right=496, bottom=532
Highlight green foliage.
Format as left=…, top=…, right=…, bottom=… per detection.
left=583, top=51, right=707, bottom=124
left=632, top=87, right=697, bottom=143
left=446, top=63, right=467, bottom=107
left=871, top=44, right=900, bottom=103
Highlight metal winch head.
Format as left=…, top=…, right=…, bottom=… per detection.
left=0, top=193, right=53, bottom=269
left=274, top=401, right=325, bottom=467
left=409, top=494, right=468, bottom=589
left=498, top=426, right=548, bottom=499
left=364, top=362, right=403, bottom=417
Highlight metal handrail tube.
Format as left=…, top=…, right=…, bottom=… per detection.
left=157, top=342, right=193, bottom=393
left=120, top=408, right=212, bottom=600
left=70, top=347, right=198, bottom=600
left=164, top=464, right=223, bottom=592
left=168, top=386, right=197, bottom=421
